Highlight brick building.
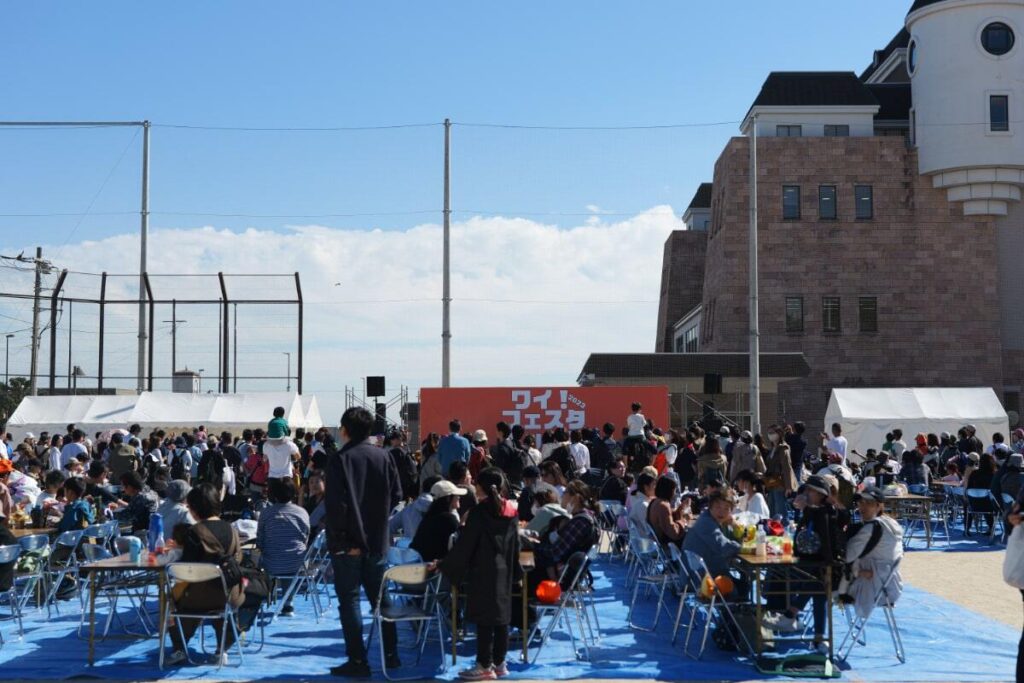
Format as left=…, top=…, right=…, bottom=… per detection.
left=653, top=0, right=1024, bottom=428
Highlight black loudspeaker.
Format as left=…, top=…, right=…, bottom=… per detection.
left=404, top=402, right=420, bottom=421
left=367, top=376, right=386, bottom=397
left=704, top=373, right=723, bottom=395
left=374, top=402, right=387, bottom=435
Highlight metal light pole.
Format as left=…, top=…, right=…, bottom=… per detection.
left=748, top=114, right=761, bottom=434
left=5, top=334, right=13, bottom=384
left=283, top=352, right=292, bottom=392
left=442, top=118, right=452, bottom=387
left=136, top=120, right=151, bottom=393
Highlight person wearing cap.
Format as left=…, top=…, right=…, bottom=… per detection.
left=411, top=479, right=467, bottom=563
left=729, top=430, right=765, bottom=481
left=839, top=486, right=903, bottom=619
left=763, top=474, right=845, bottom=648
left=681, top=488, right=741, bottom=580
left=158, top=479, right=195, bottom=533
left=109, top=471, right=159, bottom=532
left=468, top=430, right=491, bottom=481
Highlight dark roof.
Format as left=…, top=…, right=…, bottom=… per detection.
left=867, top=83, right=912, bottom=121
left=749, top=72, right=879, bottom=113
left=580, top=353, right=811, bottom=380
left=908, top=0, right=949, bottom=14
left=687, top=183, right=713, bottom=210
left=860, top=28, right=911, bottom=82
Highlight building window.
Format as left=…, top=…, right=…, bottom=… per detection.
left=684, top=326, right=698, bottom=353
left=822, top=297, right=841, bottom=333
left=824, top=124, right=850, bottom=137
left=855, top=185, right=874, bottom=219
left=776, top=125, right=802, bottom=137
left=908, top=39, right=918, bottom=75
left=991, top=95, right=1010, bottom=132
left=782, top=185, right=801, bottom=220
left=859, top=297, right=878, bottom=333
left=785, top=297, right=804, bottom=333
left=818, top=185, right=837, bottom=220
left=982, top=22, right=1015, bottom=56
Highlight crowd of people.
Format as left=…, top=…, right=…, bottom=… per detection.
left=0, top=404, right=1018, bottom=676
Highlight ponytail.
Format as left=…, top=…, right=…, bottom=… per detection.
left=476, top=467, right=507, bottom=516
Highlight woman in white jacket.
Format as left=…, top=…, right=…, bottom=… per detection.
left=841, top=486, right=903, bottom=619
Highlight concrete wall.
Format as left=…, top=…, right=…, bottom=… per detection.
left=699, top=135, right=1005, bottom=426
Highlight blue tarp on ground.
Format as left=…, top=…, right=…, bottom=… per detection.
left=0, top=554, right=1015, bottom=681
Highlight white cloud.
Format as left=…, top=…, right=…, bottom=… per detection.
left=2, top=207, right=678, bottom=422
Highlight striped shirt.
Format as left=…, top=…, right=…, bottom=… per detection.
left=257, top=502, right=310, bottom=576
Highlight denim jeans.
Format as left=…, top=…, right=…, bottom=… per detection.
left=768, top=489, right=789, bottom=522
left=332, top=553, right=396, bottom=663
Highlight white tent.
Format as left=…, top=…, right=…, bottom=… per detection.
left=824, top=387, right=1009, bottom=462
left=5, top=395, right=139, bottom=443
left=5, top=391, right=324, bottom=444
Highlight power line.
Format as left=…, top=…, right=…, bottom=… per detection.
left=454, top=120, right=741, bottom=130
left=152, top=122, right=443, bottom=132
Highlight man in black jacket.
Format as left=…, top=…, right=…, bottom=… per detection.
left=325, top=407, right=403, bottom=678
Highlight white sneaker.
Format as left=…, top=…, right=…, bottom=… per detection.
left=493, top=661, right=509, bottom=678
left=164, top=650, right=188, bottom=666
left=814, top=641, right=830, bottom=656
left=212, top=652, right=229, bottom=667
left=761, top=612, right=802, bottom=632
left=458, top=664, right=496, bottom=680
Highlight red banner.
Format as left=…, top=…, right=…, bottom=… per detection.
left=418, top=386, right=669, bottom=438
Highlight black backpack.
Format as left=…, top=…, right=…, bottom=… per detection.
left=170, top=453, right=188, bottom=481
left=493, top=442, right=530, bottom=488
left=198, top=450, right=226, bottom=489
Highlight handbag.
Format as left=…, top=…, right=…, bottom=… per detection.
left=1003, top=525, right=1024, bottom=588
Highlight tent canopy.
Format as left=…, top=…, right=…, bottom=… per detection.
left=6, top=391, right=323, bottom=444
left=824, top=387, right=1008, bottom=461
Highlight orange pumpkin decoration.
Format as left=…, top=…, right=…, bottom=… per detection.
left=714, top=575, right=735, bottom=597
left=536, top=580, right=562, bottom=605
left=699, top=575, right=715, bottom=599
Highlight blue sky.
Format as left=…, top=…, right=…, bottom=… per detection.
left=0, top=2, right=911, bottom=416
left=2, top=1, right=908, bottom=240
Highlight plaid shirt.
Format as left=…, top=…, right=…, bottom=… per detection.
left=536, top=510, right=596, bottom=569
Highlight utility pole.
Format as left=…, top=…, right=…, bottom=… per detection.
left=29, top=247, right=44, bottom=396
left=748, top=115, right=761, bottom=435
left=283, top=351, right=291, bottom=392
left=442, top=118, right=452, bottom=388
left=4, top=334, right=12, bottom=384
left=232, top=303, right=238, bottom=393
left=66, top=300, right=73, bottom=389
left=136, top=120, right=151, bottom=393
left=162, top=299, right=186, bottom=377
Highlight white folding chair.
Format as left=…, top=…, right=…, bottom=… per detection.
left=837, top=559, right=905, bottom=663
left=964, top=488, right=1001, bottom=537
left=367, top=563, right=446, bottom=681
left=527, top=552, right=592, bottom=664
left=0, top=544, right=23, bottom=643
left=43, top=529, right=86, bottom=616
left=77, top=544, right=155, bottom=639
left=160, top=563, right=243, bottom=669
left=679, top=550, right=753, bottom=660
left=627, top=538, right=679, bottom=631
left=14, top=534, right=49, bottom=612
